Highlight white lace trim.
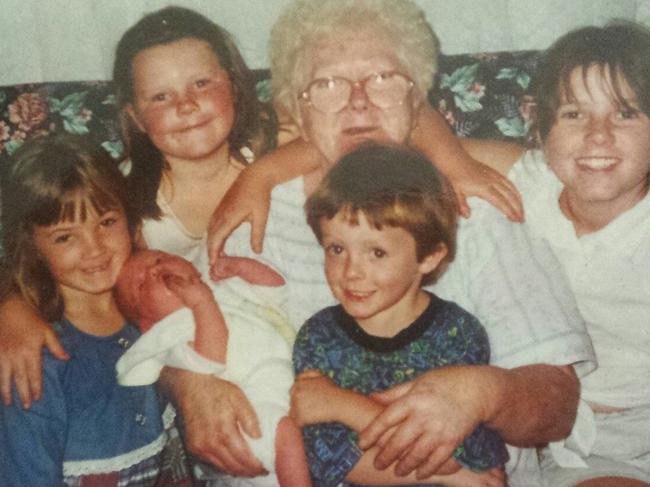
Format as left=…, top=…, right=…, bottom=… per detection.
left=62, top=404, right=175, bottom=476
left=162, top=402, right=176, bottom=429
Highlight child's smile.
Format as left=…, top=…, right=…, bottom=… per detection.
left=32, top=202, right=131, bottom=302
left=544, top=65, right=650, bottom=230
left=320, top=211, right=441, bottom=337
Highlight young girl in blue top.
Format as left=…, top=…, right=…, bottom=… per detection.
left=0, top=134, right=177, bottom=486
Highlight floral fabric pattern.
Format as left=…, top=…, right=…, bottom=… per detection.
left=0, top=52, right=541, bottom=254
left=430, top=50, right=541, bottom=145
left=0, top=50, right=541, bottom=162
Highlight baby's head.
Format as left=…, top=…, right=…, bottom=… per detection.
left=115, top=249, right=192, bottom=332
left=306, top=143, right=457, bottom=287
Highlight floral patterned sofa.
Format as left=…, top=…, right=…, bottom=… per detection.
left=0, top=49, right=541, bottom=164
left=0, top=49, right=543, bottom=256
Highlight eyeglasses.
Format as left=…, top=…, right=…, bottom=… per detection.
left=299, top=71, right=414, bottom=114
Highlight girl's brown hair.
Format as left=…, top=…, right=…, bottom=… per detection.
left=536, top=22, right=650, bottom=141
left=0, top=134, right=138, bottom=321
left=113, top=6, right=277, bottom=219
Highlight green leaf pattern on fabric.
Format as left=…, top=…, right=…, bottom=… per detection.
left=49, top=91, right=91, bottom=134
left=440, top=63, right=485, bottom=113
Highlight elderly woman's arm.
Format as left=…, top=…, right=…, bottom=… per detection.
left=159, top=368, right=268, bottom=477
left=358, top=364, right=579, bottom=479
left=411, top=105, right=524, bottom=221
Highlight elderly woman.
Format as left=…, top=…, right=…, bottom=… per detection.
left=168, top=1, right=594, bottom=486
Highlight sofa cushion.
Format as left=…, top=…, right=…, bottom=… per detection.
left=430, top=50, right=541, bottom=145
left=0, top=50, right=542, bottom=164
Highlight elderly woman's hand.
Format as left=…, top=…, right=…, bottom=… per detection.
left=162, top=368, right=267, bottom=477
left=0, top=296, right=68, bottom=409
left=358, top=365, right=490, bottom=480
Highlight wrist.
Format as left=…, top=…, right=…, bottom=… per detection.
left=472, top=365, right=509, bottom=426
left=246, top=159, right=279, bottom=188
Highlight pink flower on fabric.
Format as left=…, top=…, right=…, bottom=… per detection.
left=0, top=121, right=10, bottom=141
left=8, top=93, right=49, bottom=131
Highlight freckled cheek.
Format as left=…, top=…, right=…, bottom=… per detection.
left=200, top=86, right=236, bottom=121
left=135, top=106, right=179, bottom=136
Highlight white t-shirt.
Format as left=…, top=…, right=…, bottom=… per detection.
left=510, top=149, right=650, bottom=409
left=141, top=192, right=206, bottom=264
left=510, top=149, right=650, bottom=469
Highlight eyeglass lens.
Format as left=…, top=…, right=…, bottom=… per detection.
left=306, top=72, right=412, bottom=113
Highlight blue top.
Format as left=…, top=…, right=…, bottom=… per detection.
left=293, top=293, right=509, bottom=487
left=0, top=318, right=168, bottom=486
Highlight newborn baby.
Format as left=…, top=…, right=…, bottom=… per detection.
left=114, top=249, right=310, bottom=487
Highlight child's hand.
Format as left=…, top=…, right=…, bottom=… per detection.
left=210, top=255, right=284, bottom=287
left=290, top=370, right=343, bottom=426
left=448, top=157, right=523, bottom=223
left=0, top=296, right=69, bottom=409
left=154, top=254, right=201, bottom=282
left=207, top=165, right=272, bottom=266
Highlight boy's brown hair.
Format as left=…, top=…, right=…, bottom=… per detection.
left=305, top=143, right=457, bottom=285
left=536, top=21, right=650, bottom=141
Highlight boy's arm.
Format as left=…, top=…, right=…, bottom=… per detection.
left=0, top=295, right=68, bottom=408
left=207, top=138, right=321, bottom=264
left=291, top=371, right=500, bottom=486
left=411, top=105, right=524, bottom=222
left=290, top=370, right=384, bottom=431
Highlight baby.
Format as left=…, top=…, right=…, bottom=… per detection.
left=114, top=249, right=310, bottom=487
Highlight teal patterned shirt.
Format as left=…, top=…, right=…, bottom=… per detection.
left=293, top=292, right=508, bottom=487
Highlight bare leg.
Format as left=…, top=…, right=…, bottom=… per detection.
left=436, top=466, right=505, bottom=487
left=274, top=416, right=312, bottom=487
left=575, top=478, right=650, bottom=487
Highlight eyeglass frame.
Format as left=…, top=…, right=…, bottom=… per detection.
left=298, top=70, right=415, bottom=114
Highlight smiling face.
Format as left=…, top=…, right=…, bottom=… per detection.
left=127, top=37, right=236, bottom=164
left=33, top=197, right=132, bottom=306
left=320, top=210, right=445, bottom=336
left=544, top=65, right=650, bottom=228
left=298, top=31, right=419, bottom=166
left=114, top=250, right=190, bottom=330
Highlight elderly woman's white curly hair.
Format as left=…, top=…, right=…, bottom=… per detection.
left=270, top=0, right=439, bottom=123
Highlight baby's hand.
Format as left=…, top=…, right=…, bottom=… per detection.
left=154, top=254, right=201, bottom=282
left=449, top=158, right=523, bottom=223
left=290, top=370, right=342, bottom=426
left=164, top=274, right=214, bottom=311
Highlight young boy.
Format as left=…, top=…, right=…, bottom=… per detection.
left=292, top=144, right=509, bottom=487
left=113, top=250, right=311, bottom=487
